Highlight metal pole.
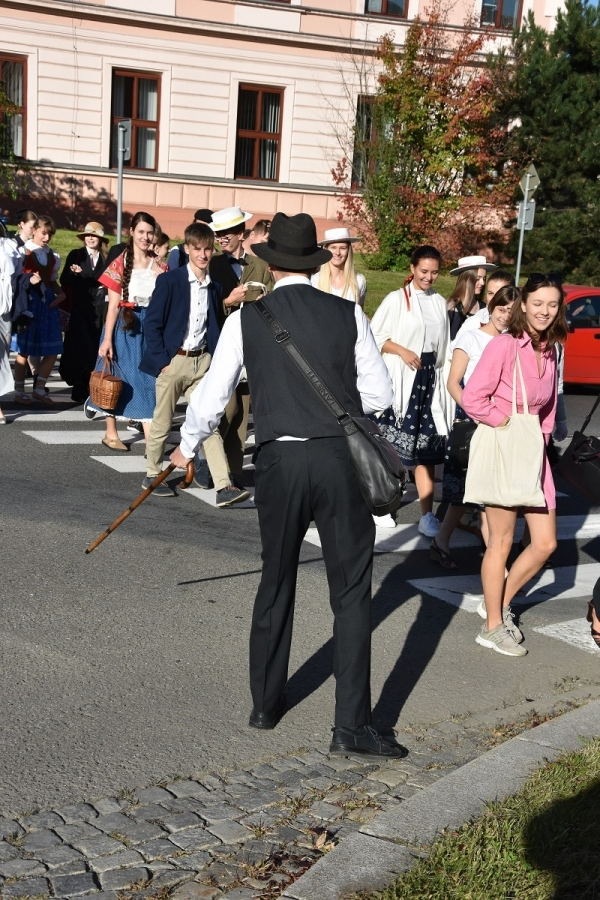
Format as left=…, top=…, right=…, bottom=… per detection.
left=116, top=123, right=125, bottom=244
left=515, top=172, right=531, bottom=285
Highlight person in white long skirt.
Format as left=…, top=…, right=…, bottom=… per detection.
left=0, top=226, right=21, bottom=423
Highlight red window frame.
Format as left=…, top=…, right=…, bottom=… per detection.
left=234, top=84, right=284, bottom=183
left=110, top=69, right=161, bottom=172
left=480, top=0, right=522, bottom=30
left=0, top=54, right=26, bottom=160
left=365, top=0, right=408, bottom=18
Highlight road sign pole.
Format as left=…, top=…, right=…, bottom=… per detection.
left=116, top=123, right=126, bottom=244
left=515, top=172, right=531, bottom=285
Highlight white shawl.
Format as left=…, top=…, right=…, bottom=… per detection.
left=0, top=238, right=20, bottom=317
left=370, top=283, right=455, bottom=436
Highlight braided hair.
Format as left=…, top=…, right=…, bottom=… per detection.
left=121, top=211, right=157, bottom=332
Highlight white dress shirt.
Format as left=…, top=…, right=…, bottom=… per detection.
left=179, top=274, right=393, bottom=458
left=181, top=264, right=210, bottom=351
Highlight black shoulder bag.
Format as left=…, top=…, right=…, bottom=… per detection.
left=554, top=392, right=600, bottom=504
left=253, top=299, right=406, bottom=516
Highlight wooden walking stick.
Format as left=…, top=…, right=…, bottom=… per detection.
left=85, top=461, right=195, bottom=554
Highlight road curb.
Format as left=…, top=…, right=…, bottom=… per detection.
left=281, top=699, right=600, bottom=900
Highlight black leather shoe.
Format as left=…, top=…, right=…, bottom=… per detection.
left=249, top=695, right=287, bottom=730
left=329, top=725, right=408, bottom=760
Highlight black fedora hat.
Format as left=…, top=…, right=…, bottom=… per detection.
left=252, top=212, right=332, bottom=270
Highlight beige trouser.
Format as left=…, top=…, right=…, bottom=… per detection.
left=220, top=381, right=251, bottom=476
left=146, top=352, right=230, bottom=490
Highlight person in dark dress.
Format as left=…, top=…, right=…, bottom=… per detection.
left=59, top=222, right=109, bottom=402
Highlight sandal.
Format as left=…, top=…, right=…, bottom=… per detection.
left=429, top=539, right=458, bottom=569
left=102, top=436, right=130, bottom=452
left=586, top=602, right=600, bottom=648
left=32, top=390, right=55, bottom=407
left=14, top=391, right=32, bottom=406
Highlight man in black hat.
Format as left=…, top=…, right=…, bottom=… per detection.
left=170, top=212, right=404, bottom=759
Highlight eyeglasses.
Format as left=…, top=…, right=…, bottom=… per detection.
left=526, top=272, right=563, bottom=287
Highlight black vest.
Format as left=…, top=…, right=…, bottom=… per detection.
left=241, top=283, right=363, bottom=444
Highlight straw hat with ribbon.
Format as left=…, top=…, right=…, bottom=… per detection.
left=77, top=222, right=109, bottom=245
left=210, top=206, right=253, bottom=233
left=320, top=227, right=360, bottom=246
left=450, top=255, right=497, bottom=276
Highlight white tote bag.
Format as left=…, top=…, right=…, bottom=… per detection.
left=464, top=350, right=546, bottom=508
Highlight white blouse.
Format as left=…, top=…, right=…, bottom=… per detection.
left=311, top=272, right=367, bottom=306
left=23, top=239, right=61, bottom=280
left=416, top=290, right=443, bottom=354
left=453, top=326, right=493, bottom=385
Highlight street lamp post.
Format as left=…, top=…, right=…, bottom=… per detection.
left=515, top=163, right=540, bottom=284
left=116, top=119, right=131, bottom=243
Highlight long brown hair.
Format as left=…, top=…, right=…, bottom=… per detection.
left=121, top=211, right=156, bottom=332
left=507, top=275, right=568, bottom=351
left=447, top=270, right=479, bottom=317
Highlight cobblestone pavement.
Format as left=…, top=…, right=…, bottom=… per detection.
left=2, top=686, right=598, bottom=900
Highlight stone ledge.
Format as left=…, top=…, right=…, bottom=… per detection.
left=282, top=699, right=600, bottom=899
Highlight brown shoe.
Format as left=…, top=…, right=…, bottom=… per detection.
left=102, top=436, right=130, bottom=452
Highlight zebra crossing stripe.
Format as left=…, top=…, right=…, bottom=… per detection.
left=303, top=515, right=600, bottom=555
left=408, top=563, right=600, bottom=612
left=533, top=618, right=599, bottom=655
left=14, top=411, right=106, bottom=423
left=182, top=487, right=255, bottom=509
left=23, top=430, right=117, bottom=445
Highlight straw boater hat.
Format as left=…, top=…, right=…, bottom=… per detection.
left=252, top=212, right=332, bottom=270
left=77, top=222, right=109, bottom=244
left=210, top=206, right=253, bottom=233
left=450, top=255, right=497, bottom=276
left=320, top=227, right=359, bottom=246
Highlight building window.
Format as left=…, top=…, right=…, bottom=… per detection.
left=480, top=0, right=520, bottom=29
left=111, top=70, right=160, bottom=170
left=234, top=85, right=283, bottom=182
left=0, top=55, right=26, bottom=159
left=352, top=96, right=375, bottom=188
left=365, top=0, right=407, bottom=17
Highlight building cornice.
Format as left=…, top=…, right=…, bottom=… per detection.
left=2, top=0, right=505, bottom=55
left=25, top=159, right=339, bottom=196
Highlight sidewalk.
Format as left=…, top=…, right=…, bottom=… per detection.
left=1, top=686, right=599, bottom=900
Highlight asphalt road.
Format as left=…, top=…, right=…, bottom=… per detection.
left=1, top=382, right=599, bottom=816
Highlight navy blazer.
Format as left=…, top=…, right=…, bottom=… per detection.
left=139, top=266, right=224, bottom=377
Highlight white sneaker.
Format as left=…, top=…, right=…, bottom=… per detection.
left=374, top=514, right=396, bottom=529
left=476, top=623, right=527, bottom=657
left=418, top=512, right=440, bottom=538
left=477, top=601, right=523, bottom=642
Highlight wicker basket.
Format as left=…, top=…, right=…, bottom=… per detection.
left=89, top=357, right=123, bottom=411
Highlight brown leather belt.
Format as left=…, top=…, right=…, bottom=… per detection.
left=176, top=347, right=206, bottom=358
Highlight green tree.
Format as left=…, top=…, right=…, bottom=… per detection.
left=333, top=11, right=515, bottom=270
left=502, top=0, right=600, bottom=282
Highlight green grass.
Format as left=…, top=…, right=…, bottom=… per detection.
left=47, top=231, right=456, bottom=315
left=363, top=737, right=600, bottom=900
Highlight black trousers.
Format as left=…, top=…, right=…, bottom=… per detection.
left=250, top=436, right=376, bottom=728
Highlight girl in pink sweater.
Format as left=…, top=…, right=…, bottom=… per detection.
left=462, top=274, right=568, bottom=657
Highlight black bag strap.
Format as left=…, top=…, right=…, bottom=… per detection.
left=253, top=298, right=356, bottom=433
left=581, top=391, right=600, bottom=435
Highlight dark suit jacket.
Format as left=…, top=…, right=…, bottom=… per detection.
left=209, top=252, right=273, bottom=309
left=139, top=266, right=224, bottom=377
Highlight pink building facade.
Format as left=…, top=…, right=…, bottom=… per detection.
left=1, top=0, right=563, bottom=238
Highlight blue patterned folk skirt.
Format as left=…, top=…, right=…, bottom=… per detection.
left=373, top=352, right=446, bottom=467
left=88, top=307, right=156, bottom=421
left=16, top=289, right=63, bottom=357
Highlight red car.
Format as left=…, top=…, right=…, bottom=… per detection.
left=563, top=285, right=600, bottom=385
